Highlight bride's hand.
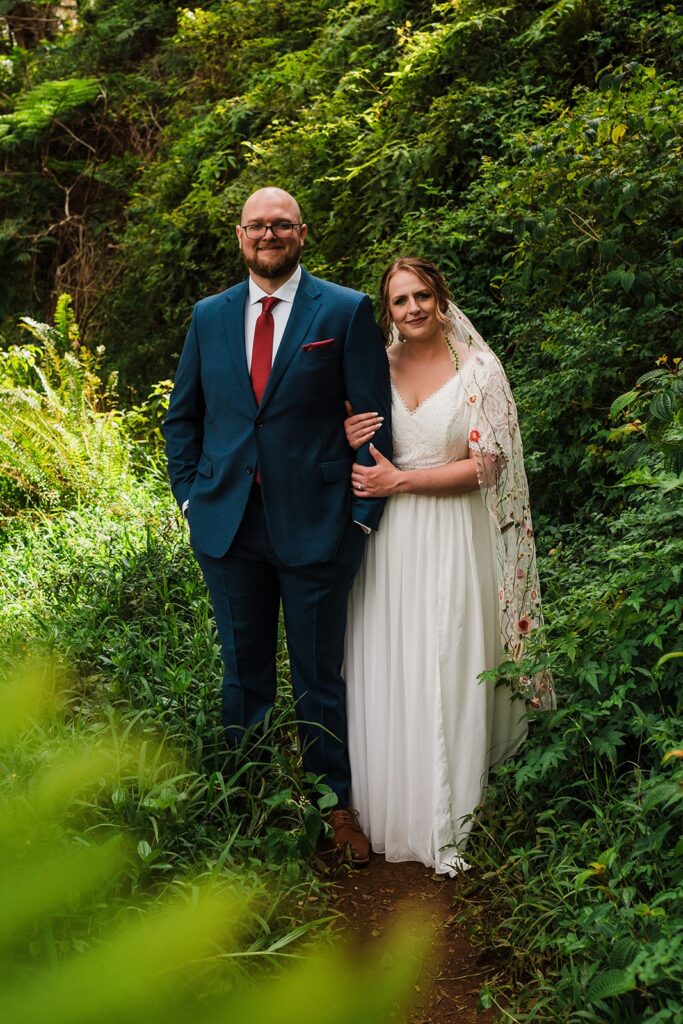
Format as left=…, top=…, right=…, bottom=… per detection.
left=351, top=444, right=400, bottom=498
left=344, top=400, right=384, bottom=451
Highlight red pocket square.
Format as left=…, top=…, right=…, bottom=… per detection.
left=302, top=338, right=335, bottom=351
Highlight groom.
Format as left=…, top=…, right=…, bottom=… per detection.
left=163, top=187, right=391, bottom=863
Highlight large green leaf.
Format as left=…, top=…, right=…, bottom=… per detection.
left=586, top=968, right=637, bottom=1003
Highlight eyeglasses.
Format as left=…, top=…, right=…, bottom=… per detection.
left=240, top=221, right=302, bottom=240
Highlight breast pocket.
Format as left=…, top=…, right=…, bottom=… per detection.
left=299, top=339, right=338, bottom=370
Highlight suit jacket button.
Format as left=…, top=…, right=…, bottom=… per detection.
left=256, top=420, right=264, bottom=428
left=246, top=465, right=254, bottom=475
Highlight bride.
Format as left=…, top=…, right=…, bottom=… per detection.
left=344, top=257, right=554, bottom=875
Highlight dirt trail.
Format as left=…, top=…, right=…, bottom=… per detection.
left=333, top=855, right=498, bottom=1023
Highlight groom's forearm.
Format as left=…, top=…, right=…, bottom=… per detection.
left=344, top=296, right=392, bottom=528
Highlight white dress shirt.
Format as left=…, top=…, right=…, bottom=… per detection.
left=245, top=265, right=302, bottom=369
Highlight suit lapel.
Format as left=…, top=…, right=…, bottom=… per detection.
left=259, top=270, right=321, bottom=410
left=220, top=280, right=256, bottom=412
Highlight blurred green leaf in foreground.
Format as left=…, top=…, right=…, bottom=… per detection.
left=0, top=665, right=425, bottom=1024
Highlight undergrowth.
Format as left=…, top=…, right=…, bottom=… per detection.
left=464, top=366, right=682, bottom=1022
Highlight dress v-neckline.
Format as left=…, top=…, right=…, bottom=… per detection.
left=391, top=372, right=459, bottom=416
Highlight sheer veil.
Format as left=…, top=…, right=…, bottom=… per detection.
left=392, top=302, right=555, bottom=709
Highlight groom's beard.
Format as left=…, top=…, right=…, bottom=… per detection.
left=242, top=240, right=303, bottom=280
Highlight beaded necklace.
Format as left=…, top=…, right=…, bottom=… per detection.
left=445, top=331, right=460, bottom=372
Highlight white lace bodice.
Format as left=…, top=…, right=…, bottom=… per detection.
left=391, top=357, right=490, bottom=470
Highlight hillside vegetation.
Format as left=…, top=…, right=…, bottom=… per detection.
left=1, top=2, right=681, bottom=1021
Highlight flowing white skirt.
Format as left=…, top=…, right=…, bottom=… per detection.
left=345, top=490, right=528, bottom=875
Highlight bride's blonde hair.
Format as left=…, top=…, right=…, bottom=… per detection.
left=379, top=257, right=454, bottom=342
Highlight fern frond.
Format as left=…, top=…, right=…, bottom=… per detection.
left=0, top=78, right=101, bottom=146
left=517, top=0, right=593, bottom=46
left=53, top=294, right=80, bottom=350
left=0, top=298, right=132, bottom=511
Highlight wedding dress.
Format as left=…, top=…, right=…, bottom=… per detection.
left=345, top=351, right=532, bottom=874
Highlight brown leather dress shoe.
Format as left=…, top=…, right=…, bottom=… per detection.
left=329, top=808, right=370, bottom=866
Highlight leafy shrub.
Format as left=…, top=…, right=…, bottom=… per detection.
left=610, top=356, right=683, bottom=483
left=0, top=295, right=133, bottom=513
left=466, top=364, right=682, bottom=1022
left=0, top=77, right=102, bottom=145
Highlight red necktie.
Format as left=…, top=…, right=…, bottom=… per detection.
left=250, top=296, right=281, bottom=405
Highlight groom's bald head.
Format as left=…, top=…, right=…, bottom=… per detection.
left=240, top=187, right=302, bottom=225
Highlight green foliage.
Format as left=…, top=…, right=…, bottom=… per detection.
left=0, top=295, right=132, bottom=512
left=0, top=669, right=425, bottom=1024
left=1, top=0, right=679, bottom=426
left=0, top=77, right=101, bottom=145
left=0, top=505, right=338, bottom=871
left=610, top=356, right=683, bottom=483
left=517, top=0, right=596, bottom=48
left=464, top=367, right=682, bottom=1022
left=0, top=4, right=681, bottom=1020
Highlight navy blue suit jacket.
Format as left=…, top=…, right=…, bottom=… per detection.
left=163, top=268, right=392, bottom=565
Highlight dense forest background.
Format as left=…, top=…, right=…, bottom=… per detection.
left=0, top=1, right=681, bottom=1022
left=1, top=0, right=681, bottom=516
